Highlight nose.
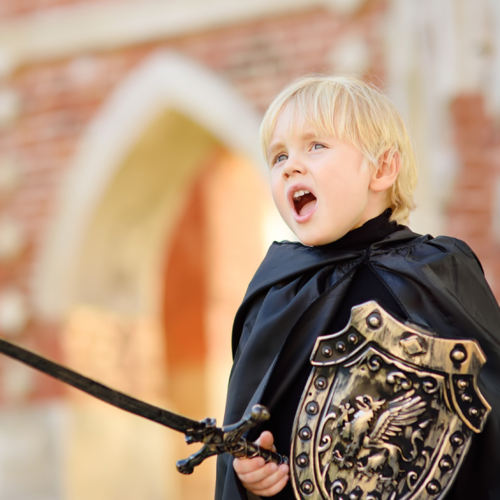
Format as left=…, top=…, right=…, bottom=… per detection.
left=282, top=156, right=306, bottom=180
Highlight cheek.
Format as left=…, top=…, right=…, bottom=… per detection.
left=336, top=169, right=371, bottom=196
left=270, top=177, right=288, bottom=214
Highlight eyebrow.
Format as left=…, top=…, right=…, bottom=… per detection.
left=301, top=131, right=320, bottom=140
left=267, top=131, right=320, bottom=158
left=267, top=141, right=284, bottom=158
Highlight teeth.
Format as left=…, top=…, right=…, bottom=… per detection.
left=293, top=189, right=310, bottom=199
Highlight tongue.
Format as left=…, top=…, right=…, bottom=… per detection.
left=296, top=193, right=317, bottom=215
left=299, top=199, right=316, bottom=215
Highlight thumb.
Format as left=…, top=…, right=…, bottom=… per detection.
left=255, top=431, right=276, bottom=452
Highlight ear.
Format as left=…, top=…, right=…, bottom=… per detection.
left=369, top=151, right=401, bottom=192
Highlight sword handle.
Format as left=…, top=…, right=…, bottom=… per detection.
left=230, top=439, right=289, bottom=465
left=222, top=404, right=288, bottom=465
left=176, top=437, right=288, bottom=475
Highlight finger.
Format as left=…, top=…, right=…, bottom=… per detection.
left=242, top=464, right=288, bottom=491
left=253, top=472, right=289, bottom=497
left=238, top=461, right=280, bottom=485
left=233, top=456, right=266, bottom=475
left=250, top=463, right=289, bottom=490
left=243, top=464, right=289, bottom=495
left=254, top=431, right=276, bottom=452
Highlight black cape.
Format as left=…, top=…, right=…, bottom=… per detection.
left=215, top=226, right=500, bottom=500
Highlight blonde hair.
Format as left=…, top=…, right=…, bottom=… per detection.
left=260, top=75, right=417, bottom=225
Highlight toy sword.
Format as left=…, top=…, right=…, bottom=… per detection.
left=0, top=336, right=288, bottom=474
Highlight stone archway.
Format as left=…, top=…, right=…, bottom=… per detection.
left=31, top=52, right=280, bottom=499
left=63, top=109, right=269, bottom=500
left=33, top=50, right=266, bottom=320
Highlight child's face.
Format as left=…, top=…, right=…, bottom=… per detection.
left=267, top=104, right=379, bottom=246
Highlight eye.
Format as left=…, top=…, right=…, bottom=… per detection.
left=312, top=143, right=325, bottom=150
left=273, top=153, right=288, bottom=165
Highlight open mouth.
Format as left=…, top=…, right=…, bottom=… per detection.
left=293, top=189, right=317, bottom=216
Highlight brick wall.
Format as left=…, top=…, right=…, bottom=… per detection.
left=5, top=0, right=499, bottom=407
left=447, top=94, right=500, bottom=298
left=0, top=0, right=123, bottom=19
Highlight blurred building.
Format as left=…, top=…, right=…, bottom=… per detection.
left=0, top=0, right=498, bottom=499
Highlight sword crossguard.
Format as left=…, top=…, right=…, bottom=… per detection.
left=176, top=404, right=289, bottom=474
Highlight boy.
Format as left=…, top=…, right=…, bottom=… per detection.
left=215, top=76, right=500, bottom=499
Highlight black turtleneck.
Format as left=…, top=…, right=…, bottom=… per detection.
left=267, top=209, right=407, bottom=500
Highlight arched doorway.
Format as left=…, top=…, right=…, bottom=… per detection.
left=33, top=53, right=284, bottom=498
left=63, top=109, right=270, bottom=499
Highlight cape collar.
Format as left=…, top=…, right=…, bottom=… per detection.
left=243, top=215, right=422, bottom=305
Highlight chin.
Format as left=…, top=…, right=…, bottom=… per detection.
left=293, top=224, right=351, bottom=246
left=296, top=233, right=339, bottom=247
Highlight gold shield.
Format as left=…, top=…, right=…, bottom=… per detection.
left=291, top=301, right=491, bottom=500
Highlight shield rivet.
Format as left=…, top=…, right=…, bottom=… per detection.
left=426, top=480, right=441, bottom=495
left=457, top=379, right=468, bottom=390
left=322, top=346, right=333, bottom=358
left=300, top=480, right=314, bottom=494
left=439, top=456, right=453, bottom=471
left=296, top=453, right=309, bottom=467
left=450, top=345, right=467, bottom=363
left=306, top=402, right=319, bottom=415
left=469, top=407, right=479, bottom=417
left=349, top=488, right=362, bottom=500
left=367, top=312, right=382, bottom=329
left=461, top=393, right=472, bottom=402
left=450, top=431, right=464, bottom=447
left=336, top=341, right=346, bottom=352
left=314, top=377, right=327, bottom=390
left=348, top=333, right=359, bottom=344
left=299, top=427, right=312, bottom=440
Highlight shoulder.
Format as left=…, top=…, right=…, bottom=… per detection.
left=371, top=232, right=499, bottom=337
left=429, top=235, right=483, bottom=267
left=372, top=229, right=485, bottom=274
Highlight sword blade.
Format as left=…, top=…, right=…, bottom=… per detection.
left=0, top=336, right=203, bottom=434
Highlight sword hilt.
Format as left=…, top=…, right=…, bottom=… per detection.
left=176, top=404, right=289, bottom=474
left=228, top=438, right=289, bottom=464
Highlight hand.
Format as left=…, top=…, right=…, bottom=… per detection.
left=233, top=431, right=289, bottom=497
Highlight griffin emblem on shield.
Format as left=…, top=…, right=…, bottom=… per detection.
left=291, top=301, right=490, bottom=500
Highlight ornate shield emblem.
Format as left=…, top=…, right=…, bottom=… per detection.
left=291, top=301, right=491, bottom=500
